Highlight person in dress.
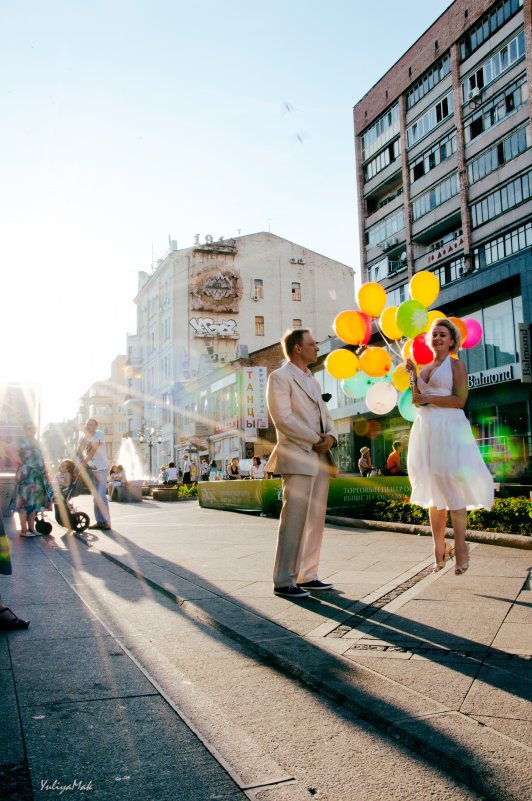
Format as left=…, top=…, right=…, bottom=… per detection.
left=405, top=318, right=494, bottom=575
left=15, top=422, right=52, bottom=537
left=250, top=456, right=264, bottom=479
left=226, top=457, right=241, bottom=480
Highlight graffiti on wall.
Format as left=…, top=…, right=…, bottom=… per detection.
left=189, top=317, right=239, bottom=338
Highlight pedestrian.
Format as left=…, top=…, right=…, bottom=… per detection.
left=265, top=328, right=337, bottom=599
left=208, top=460, right=217, bottom=481
left=0, top=508, right=30, bottom=629
left=166, top=461, right=178, bottom=486
left=250, top=456, right=264, bottom=479
left=200, top=458, right=210, bottom=481
left=405, top=318, right=494, bottom=575
left=14, top=421, right=52, bottom=537
left=78, top=418, right=112, bottom=531
left=358, top=446, right=372, bottom=477
left=181, top=453, right=191, bottom=485
left=385, top=441, right=407, bottom=476
left=157, top=465, right=168, bottom=485
left=226, top=456, right=241, bottom=480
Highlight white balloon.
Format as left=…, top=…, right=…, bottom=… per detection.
left=365, top=382, right=398, bottom=415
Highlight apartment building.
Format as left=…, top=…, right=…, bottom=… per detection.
left=350, top=0, right=532, bottom=480
left=124, top=231, right=353, bottom=471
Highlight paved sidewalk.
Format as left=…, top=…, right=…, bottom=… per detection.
left=1, top=497, right=531, bottom=801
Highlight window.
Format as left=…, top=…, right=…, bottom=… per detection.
left=363, top=138, right=401, bottom=183
left=467, top=126, right=528, bottom=184
left=385, top=283, right=407, bottom=307
left=406, top=91, right=454, bottom=148
left=432, top=256, right=466, bottom=287
left=412, top=173, right=459, bottom=221
left=459, top=0, right=523, bottom=62
left=292, top=282, right=301, bottom=301
left=361, top=103, right=400, bottom=161
left=292, top=318, right=302, bottom=328
left=473, top=220, right=532, bottom=270
left=253, top=278, right=263, bottom=299
left=406, top=53, right=451, bottom=110
left=255, top=316, right=264, bottom=336
left=461, top=29, right=525, bottom=103
left=470, top=169, right=532, bottom=228
left=409, top=131, right=457, bottom=183
left=464, top=76, right=528, bottom=144
left=365, top=208, right=405, bottom=250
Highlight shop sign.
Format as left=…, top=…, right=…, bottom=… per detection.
left=468, top=362, right=521, bottom=389
left=518, top=324, right=532, bottom=383
left=190, top=317, right=238, bottom=338
left=213, top=416, right=239, bottom=434
left=243, top=367, right=268, bottom=430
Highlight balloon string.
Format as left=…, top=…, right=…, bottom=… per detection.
left=374, top=321, right=404, bottom=364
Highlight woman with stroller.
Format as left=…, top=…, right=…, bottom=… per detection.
left=15, top=421, right=52, bottom=537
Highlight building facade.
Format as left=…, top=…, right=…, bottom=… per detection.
left=125, top=232, right=354, bottom=473
left=350, top=0, right=531, bottom=480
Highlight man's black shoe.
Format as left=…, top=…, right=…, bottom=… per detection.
left=273, top=585, right=310, bottom=599
left=88, top=522, right=111, bottom=530
left=298, top=580, right=335, bottom=591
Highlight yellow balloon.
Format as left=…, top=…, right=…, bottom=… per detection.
left=359, top=347, right=392, bottom=378
left=325, top=349, right=359, bottom=380
left=392, top=364, right=411, bottom=392
left=424, top=309, right=445, bottom=332
left=409, top=271, right=440, bottom=307
left=401, top=339, right=413, bottom=361
left=379, top=306, right=403, bottom=340
left=333, top=310, right=370, bottom=345
left=357, top=282, right=387, bottom=319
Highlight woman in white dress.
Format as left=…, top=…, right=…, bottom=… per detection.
left=405, top=318, right=494, bottom=575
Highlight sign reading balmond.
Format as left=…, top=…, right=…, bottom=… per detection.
left=468, top=362, right=521, bottom=389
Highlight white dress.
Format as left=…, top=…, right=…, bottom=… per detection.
left=407, top=356, right=494, bottom=511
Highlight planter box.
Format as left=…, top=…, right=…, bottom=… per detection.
left=0, top=473, right=16, bottom=516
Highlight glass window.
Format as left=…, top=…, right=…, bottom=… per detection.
left=255, top=316, right=264, bottom=336
left=253, top=279, right=264, bottom=299
left=291, top=282, right=301, bottom=301
left=292, top=318, right=302, bottom=328
left=483, top=298, right=515, bottom=368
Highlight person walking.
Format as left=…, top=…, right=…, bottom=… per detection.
left=405, top=318, right=494, bottom=575
left=265, top=328, right=337, bottom=599
left=78, top=418, right=112, bottom=530
left=181, top=453, right=191, bottom=485
left=14, top=421, right=52, bottom=537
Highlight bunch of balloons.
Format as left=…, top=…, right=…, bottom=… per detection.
left=326, top=271, right=484, bottom=422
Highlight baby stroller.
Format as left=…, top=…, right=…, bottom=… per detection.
left=51, top=473, right=91, bottom=533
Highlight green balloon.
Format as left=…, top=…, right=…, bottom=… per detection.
left=398, top=389, right=419, bottom=422
left=396, top=300, right=428, bottom=339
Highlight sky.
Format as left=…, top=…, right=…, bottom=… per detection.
left=0, top=0, right=451, bottom=427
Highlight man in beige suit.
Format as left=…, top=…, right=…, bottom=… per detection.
left=265, top=329, right=337, bottom=599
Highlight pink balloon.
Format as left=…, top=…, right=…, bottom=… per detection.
left=462, top=318, right=483, bottom=349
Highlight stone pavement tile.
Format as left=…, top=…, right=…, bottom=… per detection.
left=21, top=695, right=245, bottom=801
left=0, top=634, right=11, bottom=669
left=9, top=635, right=158, bottom=707
left=188, top=597, right=294, bottom=643
left=461, top=662, right=532, bottom=721
left=341, top=651, right=478, bottom=710
left=0, top=572, right=74, bottom=606
left=505, top=590, right=532, bottom=624
left=255, top=636, right=446, bottom=722
left=464, top=556, right=530, bottom=578
left=491, top=621, right=532, bottom=651
left=0, top=668, right=24, bottom=764
left=4, top=602, right=111, bottom=642
left=472, top=716, right=532, bottom=748
left=414, top=576, right=525, bottom=602
left=360, top=600, right=511, bottom=649
left=390, top=711, right=532, bottom=801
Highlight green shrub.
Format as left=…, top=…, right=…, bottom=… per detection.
left=177, top=483, right=198, bottom=499
left=357, top=496, right=532, bottom=535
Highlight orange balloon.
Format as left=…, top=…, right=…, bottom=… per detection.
left=359, top=347, right=392, bottom=378
left=325, top=349, right=359, bottom=380
left=424, top=309, right=445, bottom=332
left=447, top=316, right=468, bottom=348
left=333, top=310, right=371, bottom=345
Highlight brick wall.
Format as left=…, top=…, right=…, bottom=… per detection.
left=354, top=0, right=503, bottom=135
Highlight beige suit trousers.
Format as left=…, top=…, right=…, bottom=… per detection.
left=273, top=453, right=331, bottom=587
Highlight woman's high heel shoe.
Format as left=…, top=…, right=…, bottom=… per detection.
left=432, top=542, right=454, bottom=572
left=455, top=544, right=471, bottom=576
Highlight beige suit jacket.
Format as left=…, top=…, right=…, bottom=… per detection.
left=264, top=363, right=337, bottom=477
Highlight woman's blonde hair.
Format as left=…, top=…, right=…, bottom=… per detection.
left=429, top=318, right=461, bottom=352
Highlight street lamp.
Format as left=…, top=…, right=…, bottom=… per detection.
left=138, top=425, right=162, bottom=478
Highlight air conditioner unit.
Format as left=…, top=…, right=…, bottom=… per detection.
left=289, top=258, right=298, bottom=264
left=382, top=237, right=399, bottom=252
left=469, top=87, right=481, bottom=102
left=297, top=258, right=305, bottom=264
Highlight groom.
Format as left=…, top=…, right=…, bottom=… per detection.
left=264, top=329, right=337, bottom=599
